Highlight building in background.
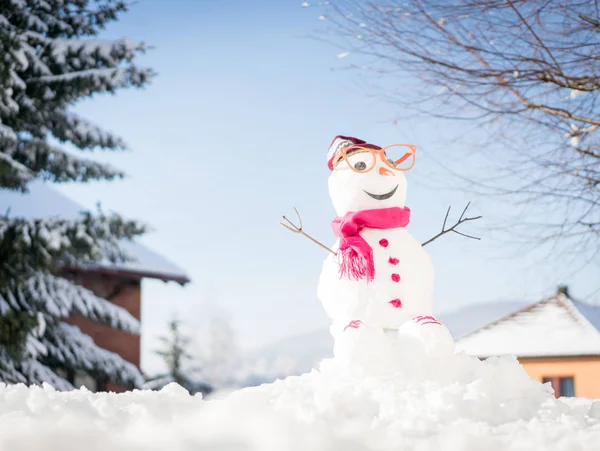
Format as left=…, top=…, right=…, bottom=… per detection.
left=59, top=242, right=189, bottom=392
left=0, top=182, right=190, bottom=392
left=457, top=286, right=600, bottom=399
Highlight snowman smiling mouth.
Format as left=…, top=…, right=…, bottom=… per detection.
left=363, top=185, right=399, bottom=200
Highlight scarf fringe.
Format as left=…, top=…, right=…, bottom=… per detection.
left=332, top=206, right=410, bottom=284
left=337, top=247, right=375, bottom=282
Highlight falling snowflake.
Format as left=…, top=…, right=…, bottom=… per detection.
left=319, top=15, right=326, bottom=20
left=337, top=52, right=350, bottom=59
left=301, top=2, right=310, bottom=7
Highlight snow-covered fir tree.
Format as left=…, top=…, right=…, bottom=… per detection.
left=0, top=0, right=153, bottom=389
left=145, top=319, right=213, bottom=395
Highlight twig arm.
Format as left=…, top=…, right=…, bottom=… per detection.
left=301, top=231, right=337, bottom=255
left=280, top=207, right=338, bottom=256
left=422, top=202, right=482, bottom=247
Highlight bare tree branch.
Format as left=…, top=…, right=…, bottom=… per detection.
left=311, top=0, right=600, bottom=261
left=422, top=202, right=482, bottom=247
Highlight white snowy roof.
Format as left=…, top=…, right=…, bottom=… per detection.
left=457, top=293, right=600, bottom=358
left=0, top=182, right=190, bottom=285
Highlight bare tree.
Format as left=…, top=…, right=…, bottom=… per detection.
left=314, top=0, right=600, bottom=262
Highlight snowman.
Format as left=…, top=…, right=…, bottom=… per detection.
left=282, top=135, right=475, bottom=371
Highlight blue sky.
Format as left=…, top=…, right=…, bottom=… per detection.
left=52, top=0, right=599, bottom=375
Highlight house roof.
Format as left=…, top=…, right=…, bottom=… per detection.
left=456, top=293, right=600, bottom=358
left=440, top=300, right=529, bottom=339
left=0, top=182, right=190, bottom=285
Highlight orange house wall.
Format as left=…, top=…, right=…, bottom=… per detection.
left=519, top=356, right=600, bottom=399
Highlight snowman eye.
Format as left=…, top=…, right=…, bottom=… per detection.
left=346, top=150, right=374, bottom=173
left=387, top=158, right=396, bottom=167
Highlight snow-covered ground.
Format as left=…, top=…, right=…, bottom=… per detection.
left=1, top=351, right=599, bottom=451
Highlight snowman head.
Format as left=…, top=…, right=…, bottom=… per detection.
left=326, top=136, right=416, bottom=215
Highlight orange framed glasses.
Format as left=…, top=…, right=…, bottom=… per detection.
left=333, top=144, right=417, bottom=173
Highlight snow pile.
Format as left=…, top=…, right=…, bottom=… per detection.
left=1, top=350, right=600, bottom=451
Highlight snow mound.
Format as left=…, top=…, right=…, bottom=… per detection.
left=238, top=301, right=529, bottom=385
left=1, top=351, right=599, bottom=451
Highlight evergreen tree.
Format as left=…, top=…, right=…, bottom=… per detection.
left=146, top=319, right=213, bottom=396
left=0, top=0, right=153, bottom=389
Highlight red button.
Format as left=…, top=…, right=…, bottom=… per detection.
left=388, top=257, right=399, bottom=265
left=391, top=273, right=400, bottom=282
left=389, top=299, right=402, bottom=308
left=379, top=239, right=389, bottom=247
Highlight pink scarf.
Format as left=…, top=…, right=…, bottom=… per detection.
left=332, top=207, right=410, bottom=282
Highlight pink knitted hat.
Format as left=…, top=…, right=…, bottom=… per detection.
left=327, top=135, right=382, bottom=170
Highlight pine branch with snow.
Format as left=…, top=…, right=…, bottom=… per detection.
left=0, top=136, right=125, bottom=185
left=0, top=0, right=154, bottom=193
left=2, top=274, right=140, bottom=334
left=0, top=347, right=28, bottom=384
left=18, top=357, right=75, bottom=391
left=0, top=211, right=147, bottom=277
left=41, top=321, right=143, bottom=389
left=0, top=271, right=143, bottom=387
